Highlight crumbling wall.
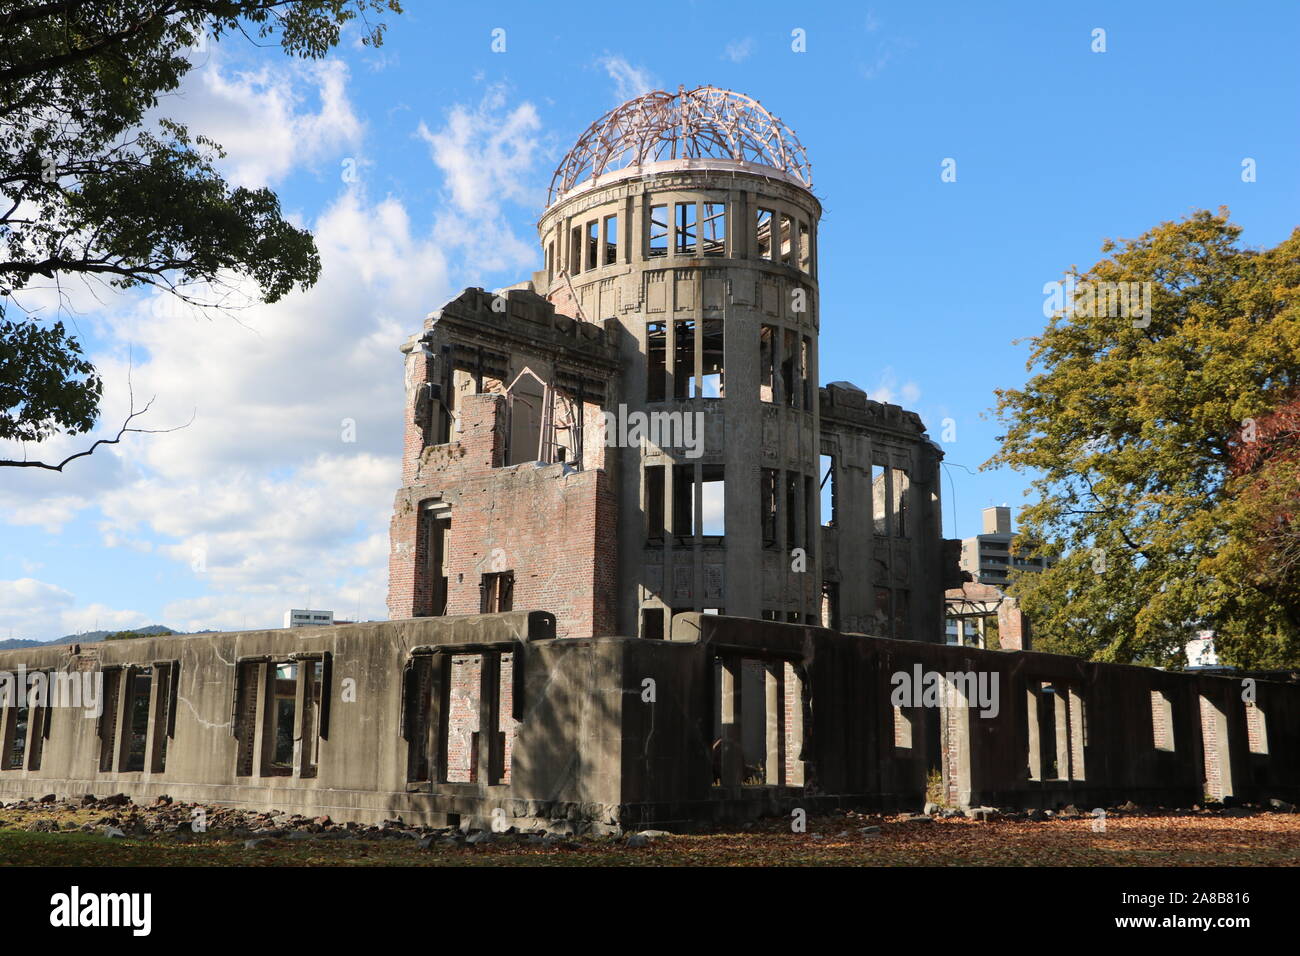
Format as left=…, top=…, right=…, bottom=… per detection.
left=0, top=613, right=634, bottom=830
left=1, top=612, right=1292, bottom=830
left=650, top=615, right=1300, bottom=818
left=818, top=383, right=952, bottom=643
left=386, top=287, right=622, bottom=637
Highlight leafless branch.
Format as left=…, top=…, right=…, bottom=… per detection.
left=0, top=370, right=194, bottom=471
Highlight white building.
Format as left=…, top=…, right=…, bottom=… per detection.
left=1185, top=631, right=1220, bottom=669
left=284, top=609, right=334, bottom=629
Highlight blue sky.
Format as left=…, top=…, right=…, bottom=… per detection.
left=2, top=0, right=1297, bottom=639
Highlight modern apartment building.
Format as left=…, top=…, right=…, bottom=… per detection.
left=958, top=505, right=1056, bottom=589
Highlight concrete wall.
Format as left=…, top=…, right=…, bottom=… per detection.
left=2, top=612, right=1292, bottom=830
left=538, top=167, right=825, bottom=635
left=0, top=613, right=636, bottom=829
left=818, top=383, right=950, bottom=643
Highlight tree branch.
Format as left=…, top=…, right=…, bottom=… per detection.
left=0, top=394, right=193, bottom=471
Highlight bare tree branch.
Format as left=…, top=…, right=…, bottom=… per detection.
left=0, top=371, right=194, bottom=471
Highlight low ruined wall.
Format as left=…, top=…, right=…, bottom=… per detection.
left=0, top=612, right=1293, bottom=830
left=661, top=615, right=1300, bottom=816
left=0, top=613, right=636, bottom=829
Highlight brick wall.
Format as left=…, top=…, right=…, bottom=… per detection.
left=997, top=597, right=1028, bottom=650
left=893, top=706, right=912, bottom=749
left=234, top=663, right=258, bottom=777
left=388, top=389, right=618, bottom=637
left=445, top=654, right=481, bottom=783
left=547, top=281, right=579, bottom=320
left=783, top=662, right=802, bottom=785
left=1152, top=690, right=1172, bottom=751
left=1246, top=702, right=1267, bottom=754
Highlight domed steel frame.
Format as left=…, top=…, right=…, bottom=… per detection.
left=547, top=86, right=813, bottom=205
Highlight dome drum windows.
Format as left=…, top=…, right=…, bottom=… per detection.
left=675, top=203, right=697, bottom=255
left=649, top=204, right=669, bottom=258
left=753, top=205, right=812, bottom=272
left=645, top=198, right=729, bottom=260
left=647, top=317, right=724, bottom=402
left=703, top=203, right=726, bottom=256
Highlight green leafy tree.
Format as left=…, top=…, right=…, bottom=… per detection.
left=0, top=0, right=401, bottom=470
left=987, top=208, right=1300, bottom=667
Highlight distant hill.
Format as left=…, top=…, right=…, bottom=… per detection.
left=0, top=625, right=178, bottom=651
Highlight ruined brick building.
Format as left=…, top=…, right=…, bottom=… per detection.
left=386, top=86, right=954, bottom=644
left=0, top=89, right=1293, bottom=832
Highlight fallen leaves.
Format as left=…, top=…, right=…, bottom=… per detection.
left=2, top=806, right=1298, bottom=867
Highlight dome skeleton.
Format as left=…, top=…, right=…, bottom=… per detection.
left=548, top=86, right=813, bottom=205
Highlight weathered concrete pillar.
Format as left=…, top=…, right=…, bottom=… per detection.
left=253, top=662, right=273, bottom=776
left=112, top=666, right=134, bottom=772
left=429, top=653, right=447, bottom=784
left=1068, top=686, right=1087, bottom=781
left=477, top=652, right=501, bottom=785
left=144, top=663, right=169, bottom=775
left=1025, top=682, right=1042, bottom=782
left=941, top=673, right=972, bottom=807
left=1053, top=686, right=1070, bottom=782
left=764, top=661, right=784, bottom=785
left=720, top=656, right=743, bottom=786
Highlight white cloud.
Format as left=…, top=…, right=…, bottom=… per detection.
left=0, top=72, right=554, bottom=637
left=101, top=189, right=447, bottom=480
left=64, top=184, right=449, bottom=618
left=723, top=38, right=754, bottom=63
left=161, top=528, right=390, bottom=632
left=0, top=185, right=449, bottom=633
left=0, top=578, right=74, bottom=619
left=869, top=369, right=922, bottom=407
left=0, top=418, right=136, bottom=532
left=0, top=50, right=365, bottom=380
left=418, top=87, right=540, bottom=216
left=597, top=55, right=656, bottom=102
left=416, top=85, right=545, bottom=278
left=164, top=53, right=363, bottom=188
left=0, top=494, right=92, bottom=534
left=0, top=579, right=150, bottom=641
left=861, top=36, right=916, bottom=81
left=0, top=51, right=373, bottom=534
